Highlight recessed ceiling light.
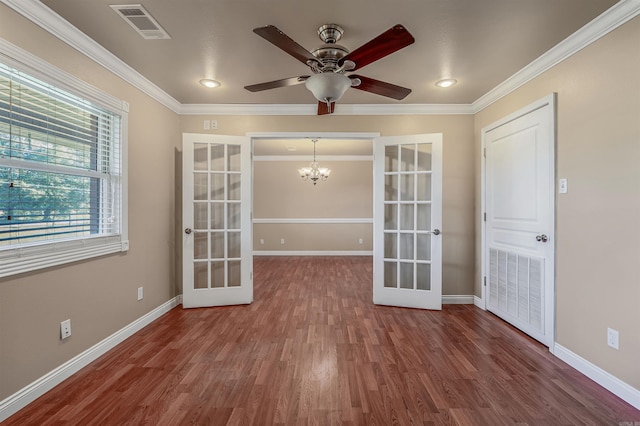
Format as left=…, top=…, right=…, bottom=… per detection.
left=435, top=79, right=457, bottom=88
left=199, top=79, right=221, bottom=88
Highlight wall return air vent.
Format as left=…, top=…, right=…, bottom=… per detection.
left=110, top=4, right=171, bottom=40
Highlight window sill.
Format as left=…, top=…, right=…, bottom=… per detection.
left=0, top=236, right=129, bottom=278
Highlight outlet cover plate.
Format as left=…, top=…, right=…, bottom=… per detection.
left=60, top=319, right=71, bottom=339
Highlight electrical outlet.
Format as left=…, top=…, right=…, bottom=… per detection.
left=60, top=319, right=71, bottom=340
left=137, top=287, right=143, bottom=301
left=607, top=328, right=619, bottom=350
left=260, top=239, right=264, bottom=245
left=210, top=119, right=218, bottom=130
left=280, top=238, right=285, bottom=245
left=358, top=238, right=364, bottom=245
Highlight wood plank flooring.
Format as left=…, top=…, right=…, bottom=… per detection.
left=4, top=256, right=639, bottom=425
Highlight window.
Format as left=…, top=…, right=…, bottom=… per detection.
left=0, top=43, right=128, bottom=278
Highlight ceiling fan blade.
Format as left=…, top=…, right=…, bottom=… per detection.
left=339, top=25, right=415, bottom=71
left=317, top=101, right=335, bottom=115
left=253, top=25, right=320, bottom=66
left=244, top=76, right=309, bottom=92
left=349, top=75, right=411, bottom=100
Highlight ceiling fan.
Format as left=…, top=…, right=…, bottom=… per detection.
left=244, top=23, right=415, bottom=115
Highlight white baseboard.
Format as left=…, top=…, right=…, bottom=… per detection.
left=553, top=343, right=640, bottom=411
left=442, top=295, right=474, bottom=304
left=0, top=296, right=181, bottom=422
left=474, top=295, right=486, bottom=310
left=253, top=250, right=373, bottom=256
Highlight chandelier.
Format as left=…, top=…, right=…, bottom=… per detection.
left=298, top=139, right=331, bottom=185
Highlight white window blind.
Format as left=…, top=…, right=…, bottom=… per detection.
left=0, top=47, right=128, bottom=278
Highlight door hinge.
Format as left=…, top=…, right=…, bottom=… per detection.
left=484, top=276, right=487, bottom=286
left=483, top=147, right=486, bottom=158
left=483, top=212, right=486, bottom=222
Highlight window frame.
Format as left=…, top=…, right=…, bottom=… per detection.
left=0, top=38, right=128, bottom=278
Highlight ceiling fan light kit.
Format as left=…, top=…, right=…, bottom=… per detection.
left=304, top=73, right=352, bottom=106
left=245, top=23, right=415, bottom=115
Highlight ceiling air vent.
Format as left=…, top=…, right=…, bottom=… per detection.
left=110, top=4, right=171, bottom=40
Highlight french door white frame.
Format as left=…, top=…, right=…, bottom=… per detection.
left=479, top=93, right=556, bottom=351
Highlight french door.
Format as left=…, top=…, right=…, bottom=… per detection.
left=373, top=134, right=442, bottom=309
left=484, top=95, right=555, bottom=347
left=182, top=134, right=252, bottom=308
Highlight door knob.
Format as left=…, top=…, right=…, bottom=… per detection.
left=536, top=234, right=548, bottom=242
left=185, top=228, right=192, bottom=235
left=431, top=229, right=441, bottom=235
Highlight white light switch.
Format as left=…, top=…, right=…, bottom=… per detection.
left=559, top=178, right=568, bottom=194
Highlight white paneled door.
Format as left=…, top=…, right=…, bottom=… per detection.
left=373, top=134, right=443, bottom=309
left=484, top=95, right=555, bottom=347
left=182, top=134, right=252, bottom=308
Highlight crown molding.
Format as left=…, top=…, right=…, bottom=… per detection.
left=472, top=0, right=640, bottom=113
left=253, top=155, right=373, bottom=162
left=4, top=0, right=639, bottom=116
left=0, top=0, right=182, bottom=114
left=179, top=103, right=474, bottom=115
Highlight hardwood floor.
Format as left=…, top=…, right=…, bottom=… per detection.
left=5, top=256, right=639, bottom=425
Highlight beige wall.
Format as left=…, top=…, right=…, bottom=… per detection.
left=0, top=6, right=182, bottom=400
left=474, top=16, right=640, bottom=389
left=254, top=159, right=373, bottom=251
left=181, top=115, right=476, bottom=297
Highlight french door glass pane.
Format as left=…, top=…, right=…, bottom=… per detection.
left=400, top=145, right=415, bottom=172
left=210, top=144, right=224, bottom=171
left=400, top=233, right=414, bottom=260
left=399, top=263, right=414, bottom=289
left=417, top=263, right=431, bottom=290
left=416, top=234, right=431, bottom=261
left=384, top=233, right=397, bottom=258
left=194, top=262, right=208, bottom=289
left=211, top=261, right=224, bottom=288
left=385, top=146, right=398, bottom=172
left=194, top=174, right=207, bottom=200
left=416, top=174, right=431, bottom=201
left=228, top=174, right=241, bottom=200
left=228, top=203, right=241, bottom=229
left=384, top=262, right=397, bottom=288
left=400, top=174, right=414, bottom=201
left=210, top=174, right=224, bottom=200
left=384, top=204, right=397, bottom=230
left=194, top=203, right=207, bottom=229
left=416, top=144, right=432, bottom=172
left=194, top=232, right=207, bottom=259
left=211, top=232, right=224, bottom=258
left=194, top=144, right=208, bottom=171
left=210, top=203, right=224, bottom=229
left=228, top=145, right=241, bottom=172
left=400, top=204, right=414, bottom=230
left=228, top=231, right=241, bottom=258
left=228, top=260, right=241, bottom=287
left=385, top=174, right=398, bottom=201
left=416, top=204, right=431, bottom=231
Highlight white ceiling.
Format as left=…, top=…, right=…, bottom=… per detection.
left=36, top=0, right=619, bottom=106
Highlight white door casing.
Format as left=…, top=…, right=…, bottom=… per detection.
left=373, top=134, right=443, bottom=310
left=482, top=94, right=555, bottom=347
left=182, top=133, right=253, bottom=308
